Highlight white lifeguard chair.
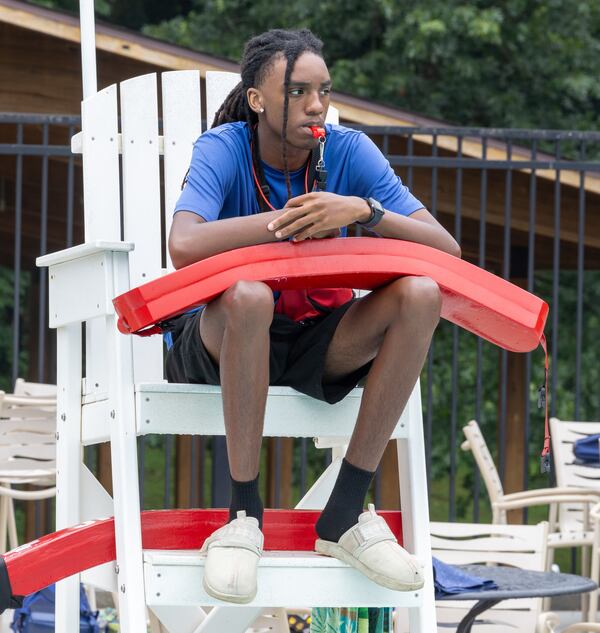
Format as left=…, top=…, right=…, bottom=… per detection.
left=35, top=6, right=436, bottom=632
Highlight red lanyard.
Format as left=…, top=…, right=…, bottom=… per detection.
left=250, top=148, right=314, bottom=212
left=250, top=126, right=325, bottom=211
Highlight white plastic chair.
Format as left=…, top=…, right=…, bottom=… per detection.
left=559, top=500, right=600, bottom=631
left=36, top=70, right=436, bottom=633
left=0, top=385, right=57, bottom=553
left=462, top=420, right=600, bottom=555
left=395, top=521, right=561, bottom=632
left=0, top=382, right=57, bottom=633
left=430, top=521, right=559, bottom=633
left=549, top=419, right=600, bottom=543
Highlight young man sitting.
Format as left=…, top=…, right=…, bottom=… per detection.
left=167, top=28, right=460, bottom=604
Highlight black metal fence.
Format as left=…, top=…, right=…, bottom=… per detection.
left=2, top=113, right=600, bottom=539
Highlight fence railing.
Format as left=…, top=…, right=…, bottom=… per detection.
left=2, top=113, right=600, bottom=541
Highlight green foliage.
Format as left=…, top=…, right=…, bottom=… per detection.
left=142, top=0, right=600, bottom=131
left=0, top=267, right=30, bottom=393
left=30, top=0, right=599, bottom=129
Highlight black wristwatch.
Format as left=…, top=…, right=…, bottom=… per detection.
left=357, top=197, right=385, bottom=229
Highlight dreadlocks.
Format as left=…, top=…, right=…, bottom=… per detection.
left=212, top=29, right=324, bottom=210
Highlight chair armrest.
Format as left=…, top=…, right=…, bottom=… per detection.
left=493, top=492, right=600, bottom=512
left=0, top=486, right=56, bottom=501
left=36, top=241, right=135, bottom=328
left=500, top=487, right=599, bottom=502
left=1, top=394, right=56, bottom=407
left=36, top=241, right=134, bottom=268
left=536, top=611, right=560, bottom=633
left=562, top=625, right=600, bottom=633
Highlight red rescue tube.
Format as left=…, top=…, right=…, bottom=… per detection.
left=114, top=238, right=548, bottom=353
left=1, top=509, right=402, bottom=602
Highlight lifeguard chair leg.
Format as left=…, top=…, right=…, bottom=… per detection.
left=398, top=383, right=436, bottom=632
left=107, top=251, right=147, bottom=633
left=188, top=445, right=347, bottom=633
left=55, top=323, right=83, bottom=632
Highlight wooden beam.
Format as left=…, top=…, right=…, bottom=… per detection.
left=378, top=441, right=401, bottom=510
left=24, top=496, right=47, bottom=542
left=97, top=443, right=112, bottom=496
left=175, top=436, right=203, bottom=508
left=267, top=438, right=294, bottom=508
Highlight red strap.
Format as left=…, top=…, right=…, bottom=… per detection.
left=539, top=333, right=551, bottom=473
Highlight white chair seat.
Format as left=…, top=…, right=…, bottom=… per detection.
left=143, top=549, right=424, bottom=608
left=82, top=383, right=410, bottom=443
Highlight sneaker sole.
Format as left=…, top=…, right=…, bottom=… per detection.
left=315, top=539, right=425, bottom=592
left=202, top=576, right=257, bottom=604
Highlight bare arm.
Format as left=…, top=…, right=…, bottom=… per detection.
left=375, top=207, right=461, bottom=258
left=169, top=210, right=284, bottom=269
left=170, top=194, right=460, bottom=269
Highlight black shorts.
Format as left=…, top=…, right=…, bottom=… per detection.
left=165, top=300, right=372, bottom=404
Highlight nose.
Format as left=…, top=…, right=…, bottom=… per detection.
left=306, top=89, right=325, bottom=116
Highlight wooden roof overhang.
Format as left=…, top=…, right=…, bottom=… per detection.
left=2, top=0, right=598, bottom=197
left=0, top=0, right=599, bottom=274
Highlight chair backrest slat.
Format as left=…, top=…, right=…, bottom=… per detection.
left=81, top=85, right=121, bottom=242
left=120, top=73, right=164, bottom=382
left=120, top=73, right=162, bottom=285
left=81, top=85, right=121, bottom=395
left=205, top=71, right=241, bottom=131
left=551, top=418, right=600, bottom=489
left=161, top=71, right=202, bottom=271
left=431, top=520, right=547, bottom=569
left=13, top=379, right=57, bottom=398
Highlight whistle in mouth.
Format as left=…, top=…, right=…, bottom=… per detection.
left=310, top=126, right=326, bottom=139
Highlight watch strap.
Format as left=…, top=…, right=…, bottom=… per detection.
left=357, top=198, right=385, bottom=229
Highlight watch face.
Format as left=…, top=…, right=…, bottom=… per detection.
left=368, top=198, right=384, bottom=213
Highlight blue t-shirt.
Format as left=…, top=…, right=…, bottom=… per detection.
left=175, top=121, right=424, bottom=219
left=167, top=122, right=424, bottom=348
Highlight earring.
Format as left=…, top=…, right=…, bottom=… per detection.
left=259, top=107, right=265, bottom=113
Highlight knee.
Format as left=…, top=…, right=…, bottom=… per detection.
left=220, top=280, right=274, bottom=327
left=389, top=276, right=442, bottom=324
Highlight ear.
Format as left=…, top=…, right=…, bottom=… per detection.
left=247, top=88, right=264, bottom=114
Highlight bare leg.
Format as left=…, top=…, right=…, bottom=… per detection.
left=315, top=277, right=439, bottom=586
left=324, top=276, right=442, bottom=470
left=199, top=281, right=272, bottom=604
left=199, top=280, right=274, bottom=481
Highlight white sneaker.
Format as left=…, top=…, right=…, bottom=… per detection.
left=200, top=511, right=264, bottom=603
left=315, top=504, right=424, bottom=591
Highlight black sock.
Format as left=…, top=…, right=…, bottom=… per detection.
left=229, top=474, right=264, bottom=529
left=315, top=458, right=375, bottom=542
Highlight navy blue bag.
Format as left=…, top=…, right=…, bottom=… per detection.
left=11, top=584, right=99, bottom=633
left=573, top=433, right=600, bottom=464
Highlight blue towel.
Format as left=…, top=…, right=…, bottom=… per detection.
left=433, top=557, right=498, bottom=598
left=573, top=434, right=600, bottom=464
